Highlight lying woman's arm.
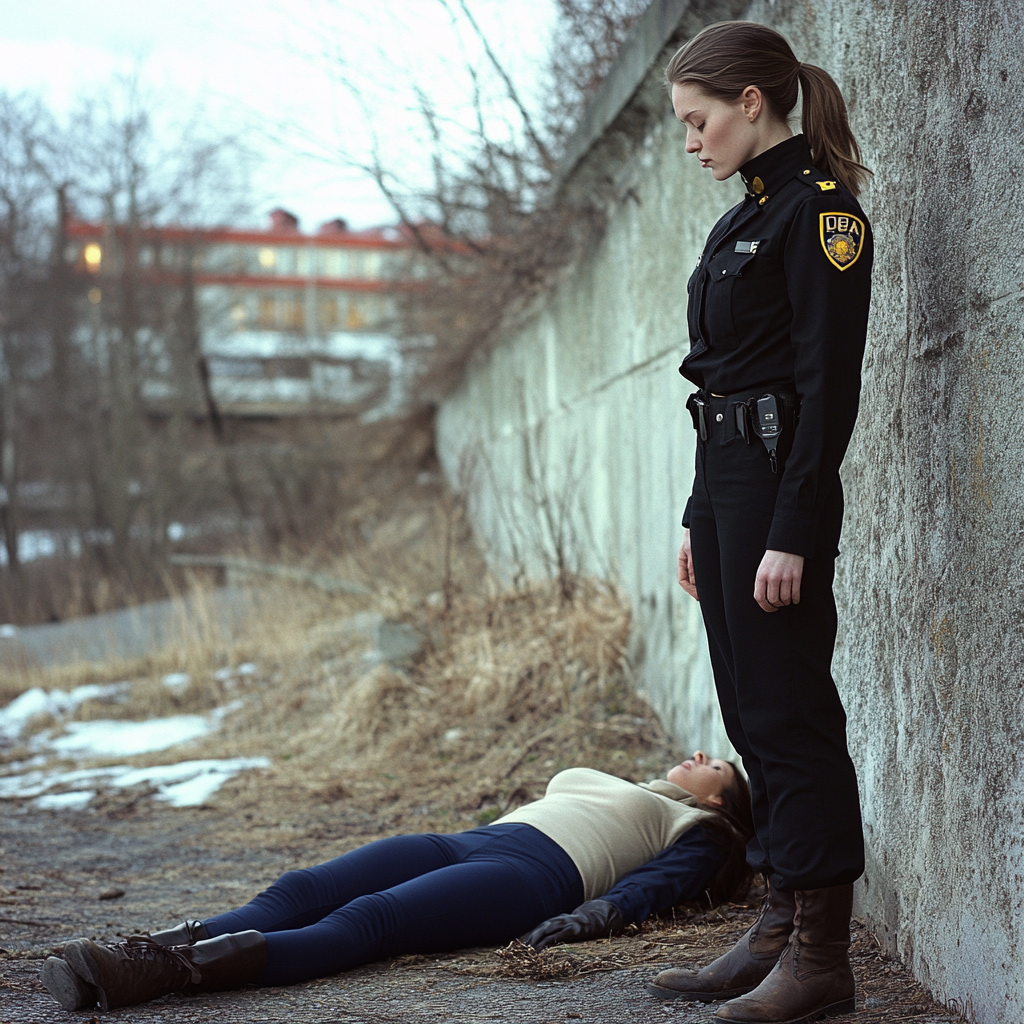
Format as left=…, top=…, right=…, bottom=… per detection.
left=522, top=826, right=727, bottom=950
left=602, top=825, right=727, bottom=924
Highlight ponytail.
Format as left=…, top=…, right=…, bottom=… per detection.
left=666, top=22, right=871, bottom=196
left=797, top=63, right=871, bottom=196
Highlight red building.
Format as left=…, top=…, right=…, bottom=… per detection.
left=67, top=209, right=423, bottom=417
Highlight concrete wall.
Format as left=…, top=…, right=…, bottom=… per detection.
left=437, top=2, right=1024, bottom=1021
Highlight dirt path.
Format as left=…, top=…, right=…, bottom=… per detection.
left=2, top=797, right=966, bottom=1024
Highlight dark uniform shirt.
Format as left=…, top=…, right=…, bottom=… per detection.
left=680, top=134, right=873, bottom=557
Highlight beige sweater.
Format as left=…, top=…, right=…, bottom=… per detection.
left=494, top=767, right=710, bottom=900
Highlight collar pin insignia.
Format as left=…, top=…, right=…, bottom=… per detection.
left=752, top=176, right=765, bottom=194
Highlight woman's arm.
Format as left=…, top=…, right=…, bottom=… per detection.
left=521, top=827, right=726, bottom=950
left=598, top=826, right=726, bottom=925
left=768, top=192, right=873, bottom=558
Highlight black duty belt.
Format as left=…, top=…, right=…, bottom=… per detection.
left=687, top=386, right=800, bottom=473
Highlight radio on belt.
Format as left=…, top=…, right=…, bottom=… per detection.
left=755, top=394, right=783, bottom=474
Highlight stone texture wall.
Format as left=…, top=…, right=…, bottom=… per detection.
left=436, top=2, right=1024, bottom=1020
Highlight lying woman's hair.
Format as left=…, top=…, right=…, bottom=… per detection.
left=665, top=21, right=870, bottom=196
left=698, top=760, right=755, bottom=905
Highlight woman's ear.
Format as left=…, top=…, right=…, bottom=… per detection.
left=741, top=85, right=763, bottom=122
left=704, top=793, right=725, bottom=808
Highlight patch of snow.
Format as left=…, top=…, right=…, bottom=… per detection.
left=162, top=672, right=191, bottom=693
left=50, top=714, right=215, bottom=757
left=213, top=667, right=234, bottom=682
left=0, top=623, right=18, bottom=637
left=34, top=790, right=95, bottom=810
left=236, top=663, right=257, bottom=676
left=0, top=683, right=130, bottom=741
left=1, top=756, right=269, bottom=809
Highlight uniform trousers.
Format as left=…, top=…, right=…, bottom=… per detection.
left=687, top=396, right=863, bottom=891
left=202, top=822, right=583, bottom=986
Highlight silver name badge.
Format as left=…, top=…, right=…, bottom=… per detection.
left=734, top=240, right=760, bottom=254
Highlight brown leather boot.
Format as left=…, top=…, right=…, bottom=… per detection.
left=61, top=931, right=266, bottom=1011
left=647, top=882, right=795, bottom=1002
left=146, top=919, right=210, bottom=945
left=715, top=884, right=855, bottom=1022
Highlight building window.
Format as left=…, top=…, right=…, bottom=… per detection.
left=319, top=249, right=344, bottom=277
left=318, top=296, right=339, bottom=329
left=83, top=243, right=102, bottom=272
left=258, top=247, right=276, bottom=270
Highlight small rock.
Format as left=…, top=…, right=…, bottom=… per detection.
left=443, top=728, right=463, bottom=743
left=374, top=621, right=424, bottom=664
left=98, top=888, right=125, bottom=901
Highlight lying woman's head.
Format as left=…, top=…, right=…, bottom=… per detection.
left=666, top=750, right=755, bottom=903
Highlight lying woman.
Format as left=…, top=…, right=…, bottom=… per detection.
left=41, top=751, right=753, bottom=1012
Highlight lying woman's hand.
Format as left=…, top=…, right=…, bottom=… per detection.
left=519, top=899, right=624, bottom=952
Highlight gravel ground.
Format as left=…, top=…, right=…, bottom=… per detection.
left=1, top=797, right=967, bottom=1024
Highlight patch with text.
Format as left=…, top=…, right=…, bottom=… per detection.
left=819, top=212, right=865, bottom=271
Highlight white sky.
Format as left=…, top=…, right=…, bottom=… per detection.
left=0, top=0, right=558, bottom=229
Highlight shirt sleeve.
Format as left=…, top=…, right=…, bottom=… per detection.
left=767, top=192, right=873, bottom=557
left=681, top=492, right=693, bottom=529
left=598, top=825, right=727, bottom=924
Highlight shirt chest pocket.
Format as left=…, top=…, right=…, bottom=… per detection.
left=704, top=251, right=757, bottom=350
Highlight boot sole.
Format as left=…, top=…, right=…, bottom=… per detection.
left=40, top=957, right=100, bottom=1012
left=646, top=981, right=754, bottom=1003
left=63, top=940, right=112, bottom=1012
left=716, top=995, right=857, bottom=1023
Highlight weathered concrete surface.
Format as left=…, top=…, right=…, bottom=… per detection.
left=436, top=2, right=1024, bottom=1022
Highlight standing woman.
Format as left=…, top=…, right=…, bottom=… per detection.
left=647, top=22, right=872, bottom=1024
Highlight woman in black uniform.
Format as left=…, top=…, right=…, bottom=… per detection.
left=646, top=22, right=873, bottom=1024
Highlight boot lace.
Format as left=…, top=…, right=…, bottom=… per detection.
left=115, top=938, right=201, bottom=985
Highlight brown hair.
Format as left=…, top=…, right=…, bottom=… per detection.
left=700, top=760, right=755, bottom=905
left=665, top=21, right=870, bottom=196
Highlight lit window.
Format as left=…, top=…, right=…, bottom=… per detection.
left=346, top=298, right=367, bottom=330
left=88, top=287, right=102, bottom=304
left=231, top=303, right=246, bottom=325
left=84, top=243, right=102, bottom=270
left=258, top=248, right=276, bottom=269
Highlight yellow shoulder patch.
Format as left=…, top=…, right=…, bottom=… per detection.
left=816, top=181, right=836, bottom=191
left=819, top=212, right=865, bottom=271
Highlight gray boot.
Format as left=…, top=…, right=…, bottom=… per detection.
left=647, top=882, right=796, bottom=1002
left=61, top=931, right=266, bottom=1011
left=40, top=956, right=100, bottom=1012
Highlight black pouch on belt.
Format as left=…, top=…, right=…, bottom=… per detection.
left=686, top=391, right=708, bottom=441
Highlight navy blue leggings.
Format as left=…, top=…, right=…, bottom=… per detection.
left=202, top=823, right=584, bottom=986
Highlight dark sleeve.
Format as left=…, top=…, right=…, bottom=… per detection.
left=599, top=825, right=727, bottom=925
left=767, top=193, right=873, bottom=557
left=681, top=493, right=693, bottom=529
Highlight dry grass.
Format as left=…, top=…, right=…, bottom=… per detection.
left=1, top=483, right=682, bottom=835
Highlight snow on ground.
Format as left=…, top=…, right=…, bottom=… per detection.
left=0, top=683, right=129, bottom=741
left=0, top=757, right=270, bottom=809
left=0, top=670, right=265, bottom=810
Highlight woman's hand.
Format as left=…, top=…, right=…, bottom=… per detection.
left=754, top=549, right=804, bottom=613
left=678, top=529, right=698, bottom=601
left=520, top=900, right=624, bottom=952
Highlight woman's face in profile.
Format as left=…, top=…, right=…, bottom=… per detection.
left=666, top=750, right=734, bottom=807
left=671, top=82, right=758, bottom=181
